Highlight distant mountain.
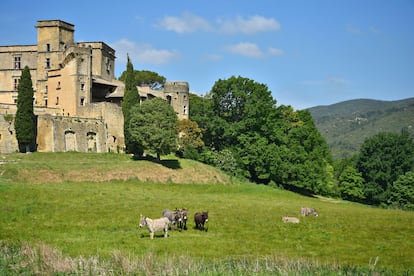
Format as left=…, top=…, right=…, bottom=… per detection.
left=307, top=97, right=414, bottom=159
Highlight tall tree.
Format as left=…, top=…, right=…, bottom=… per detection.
left=388, top=171, right=414, bottom=210
left=177, top=119, right=204, bottom=158
left=128, top=98, right=178, bottom=161
left=357, top=131, right=414, bottom=205
left=193, top=76, right=333, bottom=196
left=121, top=55, right=142, bottom=155
left=14, top=66, right=36, bottom=152
left=338, top=166, right=365, bottom=202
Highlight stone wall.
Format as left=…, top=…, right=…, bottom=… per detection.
left=37, top=115, right=107, bottom=152
left=0, top=114, right=18, bottom=153
left=1, top=101, right=125, bottom=153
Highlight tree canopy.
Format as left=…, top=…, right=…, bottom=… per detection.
left=128, top=98, right=178, bottom=160
left=14, top=66, right=36, bottom=152
left=119, top=69, right=166, bottom=88
left=357, top=131, right=414, bottom=205
left=190, top=76, right=333, bottom=195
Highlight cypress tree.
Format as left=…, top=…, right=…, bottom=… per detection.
left=14, top=66, right=36, bottom=152
left=121, top=55, right=142, bottom=155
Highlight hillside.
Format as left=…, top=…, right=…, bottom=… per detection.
left=0, top=152, right=231, bottom=184
left=307, top=97, right=414, bottom=159
left=1, top=152, right=413, bottom=274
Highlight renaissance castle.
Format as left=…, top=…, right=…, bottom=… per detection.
left=0, top=20, right=189, bottom=153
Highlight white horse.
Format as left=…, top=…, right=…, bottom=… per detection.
left=139, top=214, right=170, bottom=239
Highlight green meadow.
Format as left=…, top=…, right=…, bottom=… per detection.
left=0, top=152, right=413, bottom=274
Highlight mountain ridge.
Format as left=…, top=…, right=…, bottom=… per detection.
left=307, top=97, right=414, bottom=159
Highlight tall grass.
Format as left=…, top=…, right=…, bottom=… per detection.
left=0, top=152, right=413, bottom=274
left=0, top=243, right=392, bottom=275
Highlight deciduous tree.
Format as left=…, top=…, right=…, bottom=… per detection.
left=128, top=98, right=178, bottom=161
left=389, top=171, right=414, bottom=210
left=357, top=131, right=414, bottom=205
left=177, top=119, right=204, bottom=158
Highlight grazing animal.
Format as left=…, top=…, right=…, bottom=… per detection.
left=282, top=216, right=300, bottom=223
left=139, top=214, right=170, bottom=239
left=162, top=208, right=182, bottom=230
left=178, top=208, right=188, bottom=230
left=194, top=211, right=209, bottom=230
left=301, top=207, right=319, bottom=217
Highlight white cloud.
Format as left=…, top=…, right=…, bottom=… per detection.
left=225, top=42, right=264, bottom=57
left=156, top=13, right=280, bottom=35
left=225, top=43, right=284, bottom=58
left=268, top=47, right=284, bottom=56
left=218, top=15, right=281, bottom=34
left=111, top=39, right=180, bottom=65
left=346, top=25, right=381, bottom=35
left=156, top=12, right=212, bottom=34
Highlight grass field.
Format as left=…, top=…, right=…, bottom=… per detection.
left=0, top=152, right=413, bottom=274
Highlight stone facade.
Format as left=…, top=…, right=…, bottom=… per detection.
left=0, top=20, right=189, bottom=153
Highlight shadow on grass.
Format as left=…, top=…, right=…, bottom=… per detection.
left=132, top=154, right=182, bottom=170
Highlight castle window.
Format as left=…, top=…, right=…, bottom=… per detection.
left=80, top=83, right=85, bottom=91
left=80, top=97, right=85, bottom=106
left=166, top=95, right=172, bottom=105
left=56, top=97, right=59, bottom=105
left=46, top=44, right=51, bottom=52
left=57, top=81, right=61, bottom=90
left=105, top=57, right=112, bottom=72
left=14, top=56, right=21, bottom=69
left=45, top=58, right=51, bottom=68
left=13, top=78, right=19, bottom=90
left=183, top=105, right=187, bottom=115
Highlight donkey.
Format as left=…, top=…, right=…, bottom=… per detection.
left=139, top=214, right=170, bottom=239
left=162, top=208, right=182, bottom=230
left=301, top=207, right=319, bottom=217
left=194, top=211, right=209, bottom=231
left=178, top=208, right=189, bottom=230
left=282, top=216, right=300, bottom=223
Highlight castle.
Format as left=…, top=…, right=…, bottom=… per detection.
left=0, top=20, right=189, bottom=153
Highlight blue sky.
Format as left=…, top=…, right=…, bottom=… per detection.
left=1, top=0, right=413, bottom=110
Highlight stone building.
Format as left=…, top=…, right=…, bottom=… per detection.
left=0, top=20, right=189, bottom=153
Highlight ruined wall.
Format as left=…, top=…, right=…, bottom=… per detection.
left=0, top=114, right=18, bottom=153
left=37, top=115, right=107, bottom=152
left=77, top=102, right=124, bottom=153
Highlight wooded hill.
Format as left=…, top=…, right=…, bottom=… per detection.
left=308, top=97, right=414, bottom=159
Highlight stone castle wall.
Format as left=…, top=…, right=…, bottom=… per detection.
left=0, top=114, right=18, bottom=153
left=1, top=102, right=124, bottom=153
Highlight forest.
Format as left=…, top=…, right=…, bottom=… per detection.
left=119, top=65, right=414, bottom=210
left=186, top=77, right=414, bottom=210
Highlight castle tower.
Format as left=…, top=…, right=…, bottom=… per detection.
left=163, top=81, right=189, bottom=120
left=36, top=20, right=75, bottom=106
